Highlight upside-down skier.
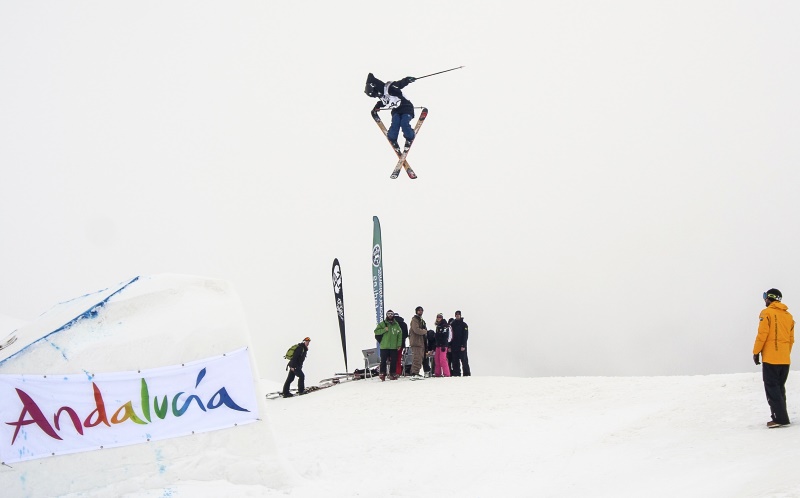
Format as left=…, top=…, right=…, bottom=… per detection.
left=364, top=66, right=463, bottom=179
left=365, top=73, right=417, bottom=150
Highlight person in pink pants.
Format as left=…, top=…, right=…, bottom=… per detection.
left=433, top=313, right=451, bottom=377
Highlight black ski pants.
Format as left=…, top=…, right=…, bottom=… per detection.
left=762, top=362, right=790, bottom=425
left=450, top=348, right=471, bottom=376
left=283, top=367, right=305, bottom=396
left=380, top=348, right=398, bottom=376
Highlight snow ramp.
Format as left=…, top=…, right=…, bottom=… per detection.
left=0, top=277, right=138, bottom=368
left=0, top=274, right=296, bottom=497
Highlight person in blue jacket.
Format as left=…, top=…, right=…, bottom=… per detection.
left=365, top=72, right=417, bottom=149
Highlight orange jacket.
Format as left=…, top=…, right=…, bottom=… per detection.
left=753, top=301, right=795, bottom=364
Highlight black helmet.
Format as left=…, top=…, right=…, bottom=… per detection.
left=764, top=288, right=783, bottom=302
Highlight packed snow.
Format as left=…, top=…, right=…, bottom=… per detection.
left=1, top=275, right=797, bottom=497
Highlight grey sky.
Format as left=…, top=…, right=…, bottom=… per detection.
left=2, top=1, right=799, bottom=381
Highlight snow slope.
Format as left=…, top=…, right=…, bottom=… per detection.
left=263, top=374, right=800, bottom=498
left=1, top=276, right=798, bottom=497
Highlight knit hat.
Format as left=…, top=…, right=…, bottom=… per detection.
left=365, top=73, right=385, bottom=98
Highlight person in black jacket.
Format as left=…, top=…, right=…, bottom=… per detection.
left=394, top=314, right=409, bottom=376
left=450, top=310, right=470, bottom=376
left=282, top=337, right=310, bottom=398
left=365, top=72, right=417, bottom=149
left=424, top=329, right=435, bottom=377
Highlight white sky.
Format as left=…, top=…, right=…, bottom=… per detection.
left=2, top=1, right=800, bottom=380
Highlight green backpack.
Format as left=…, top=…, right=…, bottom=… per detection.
left=284, top=343, right=299, bottom=360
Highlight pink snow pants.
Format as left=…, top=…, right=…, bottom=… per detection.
left=433, top=347, right=450, bottom=377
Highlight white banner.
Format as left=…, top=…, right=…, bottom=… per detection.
left=0, top=348, right=259, bottom=464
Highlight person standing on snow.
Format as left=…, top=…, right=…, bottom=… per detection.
left=375, top=310, right=404, bottom=381
left=753, top=288, right=795, bottom=428
left=409, top=306, right=427, bottom=379
left=433, top=313, right=452, bottom=377
left=424, top=329, right=436, bottom=377
left=449, top=310, right=471, bottom=376
left=364, top=72, right=417, bottom=149
left=394, top=313, right=409, bottom=377
left=282, top=337, right=310, bottom=398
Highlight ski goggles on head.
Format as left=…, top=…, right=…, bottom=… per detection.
left=763, top=292, right=782, bottom=302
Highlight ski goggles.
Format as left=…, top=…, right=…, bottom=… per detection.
left=763, top=292, right=782, bottom=302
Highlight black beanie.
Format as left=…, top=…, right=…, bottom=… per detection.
left=365, top=73, right=385, bottom=98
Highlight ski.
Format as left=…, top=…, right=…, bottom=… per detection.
left=318, top=375, right=353, bottom=384
left=265, top=381, right=338, bottom=400
left=371, top=108, right=424, bottom=179
left=390, top=107, right=428, bottom=179
left=0, top=335, right=18, bottom=351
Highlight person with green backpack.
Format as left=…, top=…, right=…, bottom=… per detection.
left=282, top=337, right=310, bottom=398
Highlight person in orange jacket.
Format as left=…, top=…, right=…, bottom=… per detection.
left=753, top=288, right=795, bottom=428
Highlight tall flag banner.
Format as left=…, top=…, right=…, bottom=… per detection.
left=372, top=216, right=385, bottom=352
left=332, top=258, right=347, bottom=372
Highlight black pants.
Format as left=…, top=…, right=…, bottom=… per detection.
left=450, top=348, right=471, bottom=376
left=380, top=348, right=398, bottom=375
left=283, top=367, right=305, bottom=395
left=762, top=363, right=790, bottom=424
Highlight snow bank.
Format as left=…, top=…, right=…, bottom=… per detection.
left=0, top=274, right=296, bottom=497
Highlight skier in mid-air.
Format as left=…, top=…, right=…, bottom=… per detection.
left=365, top=73, right=417, bottom=150
left=365, top=66, right=463, bottom=179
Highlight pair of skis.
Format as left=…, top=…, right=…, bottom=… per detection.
left=265, top=376, right=349, bottom=400
left=265, top=384, right=333, bottom=400
left=0, top=335, right=17, bottom=351
left=371, top=107, right=428, bottom=179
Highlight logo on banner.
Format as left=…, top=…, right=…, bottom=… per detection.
left=372, top=244, right=382, bottom=267
left=332, top=264, right=342, bottom=294
left=0, top=349, right=258, bottom=463
left=5, top=367, right=248, bottom=445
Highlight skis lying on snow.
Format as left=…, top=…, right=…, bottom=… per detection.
left=265, top=385, right=332, bottom=400
left=0, top=335, right=18, bottom=351
left=371, top=107, right=429, bottom=180
left=265, top=377, right=347, bottom=400
left=320, top=373, right=356, bottom=384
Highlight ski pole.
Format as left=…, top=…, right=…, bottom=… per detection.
left=414, top=66, right=464, bottom=80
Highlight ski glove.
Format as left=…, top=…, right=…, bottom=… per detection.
left=753, top=353, right=761, bottom=365
left=406, top=76, right=416, bottom=83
